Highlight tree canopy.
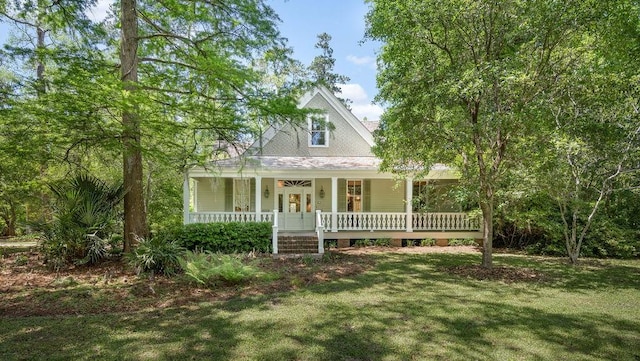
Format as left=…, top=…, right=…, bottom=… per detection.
left=0, top=0, right=310, bottom=247
left=309, top=32, right=351, bottom=107
left=366, top=0, right=640, bottom=266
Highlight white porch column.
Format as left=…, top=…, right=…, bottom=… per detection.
left=405, top=178, right=413, bottom=232
left=272, top=209, right=278, bottom=254
left=183, top=171, right=190, bottom=225
left=331, top=176, right=338, bottom=232
left=255, top=176, right=262, bottom=221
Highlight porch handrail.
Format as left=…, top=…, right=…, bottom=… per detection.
left=272, top=209, right=278, bottom=254
left=315, top=210, right=325, bottom=254
left=189, top=212, right=273, bottom=224
left=413, top=212, right=480, bottom=231
left=336, top=212, right=407, bottom=231
left=188, top=211, right=480, bottom=232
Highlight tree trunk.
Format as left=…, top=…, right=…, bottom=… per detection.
left=1, top=198, right=18, bottom=237
left=480, top=200, right=493, bottom=268
left=121, top=0, right=148, bottom=252
left=36, top=18, right=51, bottom=221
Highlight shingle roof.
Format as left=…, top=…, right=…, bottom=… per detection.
left=361, top=120, right=380, bottom=133
left=216, top=156, right=381, bottom=170
left=213, top=155, right=452, bottom=173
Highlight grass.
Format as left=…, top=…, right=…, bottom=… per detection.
left=1, top=252, right=639, bottom=360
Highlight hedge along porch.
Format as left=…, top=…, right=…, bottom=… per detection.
left=182, top=86, right=482, bottom=254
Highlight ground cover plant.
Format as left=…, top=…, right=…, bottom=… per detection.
left=0, top=246, right=638, bottom=360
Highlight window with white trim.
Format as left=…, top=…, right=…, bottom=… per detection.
left=234, top=179, right=250, bottom=212
left=308, top=115, right=329, bottom=147
left=346, top=180, right=362, bottom=212
left=412, top=181, right=428, bottom=212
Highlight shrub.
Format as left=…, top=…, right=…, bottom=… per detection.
left=355, top=239, right=372, bottom=247
left=325, top=240, right=338, bottom=249
left=40, top=174, right=125, bottom=269
left=14, top=254, right=28, bottom=266
left=449, top=238, right=477, bottom=246
left=167, top=222, right=271, bottom=253
left=581, top=219, right=639, bottom=259
left=374, top=238, right=391, bottom=247
left=420, top=238, right=436, bottom=247
left=128, top=237, right=184, bottom=276
left=179, top=250, right=258, bottom=286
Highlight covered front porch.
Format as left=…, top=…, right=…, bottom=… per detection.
left=183, top=168, right=482, bottom=254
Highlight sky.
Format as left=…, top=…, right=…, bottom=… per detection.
left=0, top=0, right=384, bottom=121
left=267, top=0, right=383, bottom=121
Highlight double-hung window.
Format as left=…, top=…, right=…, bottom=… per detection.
left=346, top=180, right=362, bottom=212
left=309, top=115, right=329, bottom=147
left=234, top=179, right=250, bottom=212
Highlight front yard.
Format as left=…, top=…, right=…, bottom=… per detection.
left=1, top=245, right=638, bottom=360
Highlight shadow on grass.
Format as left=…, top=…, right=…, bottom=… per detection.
left=0, top=307, right=242, bottom=360
left=290, top=298, right=640, bottom=361
left=0, top=252, right=638, bottom=360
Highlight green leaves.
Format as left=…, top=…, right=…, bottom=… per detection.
left=168, top=222, right=272, bottom=253
left=366, top=0, right=640, bottom=266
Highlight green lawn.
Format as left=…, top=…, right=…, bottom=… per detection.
left=1, top=252, right=639, bottom=360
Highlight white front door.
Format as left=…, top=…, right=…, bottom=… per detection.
left=283, top=186, right=314, bottom=231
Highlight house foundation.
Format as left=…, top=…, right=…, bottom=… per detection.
left=338, top=239, right=351, bottom=248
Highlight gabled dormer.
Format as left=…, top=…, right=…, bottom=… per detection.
left=252, top=86, right=375, bottom=157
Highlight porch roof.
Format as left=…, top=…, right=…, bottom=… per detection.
left=215, top=155, right=382, bottom=170
left=189, top=156, right=456, bottom=179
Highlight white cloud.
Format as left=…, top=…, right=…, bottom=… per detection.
left=347, top=55, right=376, bottom=69
left=347, top=55, right=374, bottom=65
left=337, top=83, right=384, bottom=121
left=337, top=83, right=368, bottom=102
left=350, top=102, right=385, bottom=122
left=86, top=0, right=111, bottom=22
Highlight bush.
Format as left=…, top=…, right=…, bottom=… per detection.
left=420, top=238, right=436, bottom=247
left=179, top=250, right=258, bottom=286
left=374, top=238, right=391, bottom=247
left=128, top=237, right=184, bottom=276
left=355, top=239, right=372, bottom=247
left=449, top=238, right=477, bottom=246
left=581, top=219, right=639, bottom=259
left=325, top=240, right=338, bottom=249
left=39, top=174, right=125, bottom=269
left=167, top=222, right=271, bottom=253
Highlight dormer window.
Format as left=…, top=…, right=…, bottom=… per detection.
left=309, top=115, right=329, bottom=147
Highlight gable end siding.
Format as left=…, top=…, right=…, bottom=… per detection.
left=259, top=93, right=373, bottom=157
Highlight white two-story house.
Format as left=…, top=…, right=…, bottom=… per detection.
left=182, top=86, right=482, bottom=254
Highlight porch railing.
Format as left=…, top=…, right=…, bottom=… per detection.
left=333, top=212, right=406, bottom=230
left=413, top=212, right=480, bottom=231
left=189, top=211, right=480, bottom=231
left=189, top=212, right=273, bottom=224
left=322, top=212, right=479, bottom=231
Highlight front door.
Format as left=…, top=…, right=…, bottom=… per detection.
left=283, top=186, right=314, bottom=230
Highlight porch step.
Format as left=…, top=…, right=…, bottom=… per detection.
left=278, top=236, right=319, bottom=254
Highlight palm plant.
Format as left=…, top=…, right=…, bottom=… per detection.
left=42, top=174, right=126, bottom=268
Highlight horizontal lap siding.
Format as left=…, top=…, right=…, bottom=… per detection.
left=369, top=179, right=405, bottom=212
left=195, top=178, right=226, bottom=212
left=260, top=93, right=373, bottom=157
left=262, top=178, right=274, bottom=212
left=315, top=178, right=331, bottom=212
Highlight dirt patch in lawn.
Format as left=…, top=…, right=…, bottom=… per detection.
left=0, top=250, right=375, bottom=317
left=339, top=245, right=481, bottom=255
left=0, top=245, right=542, bottom=317
left=445, top=264, right=549, bottom=283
